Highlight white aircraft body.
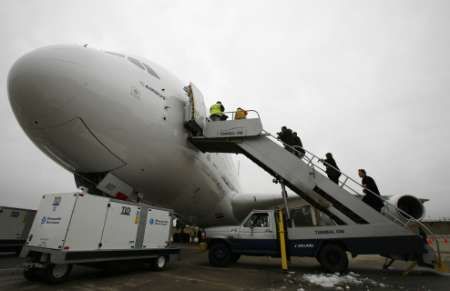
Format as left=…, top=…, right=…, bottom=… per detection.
left=8, top=45, right=426, bottom=227
left=7, top=45, right=292, bottom=227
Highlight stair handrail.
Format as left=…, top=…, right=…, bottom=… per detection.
left=221, top=109, right=261, bottom=120
left=262, top=130, right=409, bottom=229
left=262, top=130, right=437, bottom=237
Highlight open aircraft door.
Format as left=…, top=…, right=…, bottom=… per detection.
left=184, top=82, right=207, bottom=135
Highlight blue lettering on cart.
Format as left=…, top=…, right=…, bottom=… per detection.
left=149, top=218, right=168, bottom=225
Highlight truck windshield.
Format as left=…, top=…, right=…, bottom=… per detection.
left=243, top=213, right=269, bottom=228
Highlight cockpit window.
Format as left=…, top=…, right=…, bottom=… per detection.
left=127, top=57, right=160, bottom=79
left=105, top=51, right=125, bottom=58
left=127, top=57, right=147, bottom=71
left=142, top=62, right=160, bottom=79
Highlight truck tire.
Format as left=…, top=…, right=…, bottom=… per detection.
left=209, top=242, right=232, bottom=267
left=43, top=263, right=72, bottom=284
left=317, top=244, right=348, bottom=273
left=150, top=255, right=169, bottom=271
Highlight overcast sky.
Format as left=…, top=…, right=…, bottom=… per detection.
left=0, top=0, right=449, bottom=218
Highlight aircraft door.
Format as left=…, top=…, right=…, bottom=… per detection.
left=184, top=82, right=207, bottom=134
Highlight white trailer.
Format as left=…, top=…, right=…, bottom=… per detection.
left=0, top=206, right=36, bottom=254
left=21, top=192, right=179, bottom=283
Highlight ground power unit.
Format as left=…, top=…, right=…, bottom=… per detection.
left=21, top=192, right=179, bottom=283
left=0, top=206, right=35, bottom=253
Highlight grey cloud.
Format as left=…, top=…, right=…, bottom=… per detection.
left=0, top=0, right=449, bottom=218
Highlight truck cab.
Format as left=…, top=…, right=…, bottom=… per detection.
left=205, top=209, right=280, bottom=266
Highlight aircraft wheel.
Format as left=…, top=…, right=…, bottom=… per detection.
left=208, top=242, right=232, bottom=267
left=43, top=263, right=72, bottom=284
left=318, top=244, right=348, bottom=273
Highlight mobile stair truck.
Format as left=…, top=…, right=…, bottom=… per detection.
left=183, top=87, right=447, bottom=273
left=21, top=191, right=179, bottom=283
left=0, top=206, right=36, bottom=254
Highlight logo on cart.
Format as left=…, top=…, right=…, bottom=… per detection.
left=52, top=196, right=61, bottom=211
left=40, top=216, right=61, bottom=225
left=149, top=218, right=168, bottom=226
left=121, top=206, right=131, bottom=216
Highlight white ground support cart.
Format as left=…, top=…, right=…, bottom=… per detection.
left=0, top=206, right=36, bottom=254
left=21, top=192, right=179, bottom=283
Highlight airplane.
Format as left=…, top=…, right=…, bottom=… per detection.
left=7, top=45, right=426, bottom=227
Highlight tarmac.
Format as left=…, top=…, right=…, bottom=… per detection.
left=0, top=245, right=449, bottom=291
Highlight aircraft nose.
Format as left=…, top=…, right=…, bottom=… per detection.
left=8, top=46, right=85, bottom=129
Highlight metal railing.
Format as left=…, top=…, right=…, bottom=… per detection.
left=220, top=109, right=261, bottom=121
left=261, top=130, right=437, bottom=238
left=191, top=107, right=442, bottom=265
left=196, top=109, right=438, bottom=237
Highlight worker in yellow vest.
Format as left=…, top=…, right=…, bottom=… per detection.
left=209, top=101, right=227, bottom=121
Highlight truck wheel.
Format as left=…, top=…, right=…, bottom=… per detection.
left=209, top=242, right=232, bottom=267
left=150, top=255, right=169, bottom=271
left=231, top=253, right=241, bottom=263
left=43, top=264, right=72, bottom=284
left=317, top=244, right=348, bottom=273
left=23, top=268, right=42, bottom=282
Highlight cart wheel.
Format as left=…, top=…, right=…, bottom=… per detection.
left=150, top=255, right=169, bottom=271
left=208, top=242, right=232, bottom=267
left=43, top=263, right=72, bottom=284
left=23, top=268, right=42, bottom=282
left=317, top=244, right=349, bottom=273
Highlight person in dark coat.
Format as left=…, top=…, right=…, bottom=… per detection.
left=292, top=132, right=305, bottom=158
left=277, top=127, right=305, bottom=158
left=358, top=169, right=383, bottom=212
left=320, top=153, right=341, bottom=184
left=277, top=126, right=292, bottom=144
left=278, top=126, right=294, bottom=152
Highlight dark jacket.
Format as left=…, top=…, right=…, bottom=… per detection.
left=362, top=176, right=383, bottom=211
left=293, top=134, right=304, bottom=154
left=324, top=157, right=340, bottom=180
left=278, top=128, right=292, bottom=144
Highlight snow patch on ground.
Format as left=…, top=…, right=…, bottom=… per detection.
left=301, top=272, right=387, bottom=289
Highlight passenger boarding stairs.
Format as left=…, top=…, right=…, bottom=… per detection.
left=184, top=110, right=444, bottom=270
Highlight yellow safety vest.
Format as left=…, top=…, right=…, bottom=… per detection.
left=210, top=103, right=223, bottom=116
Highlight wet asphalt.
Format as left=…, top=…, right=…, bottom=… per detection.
left=0, top=246, right=449, bottom=291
